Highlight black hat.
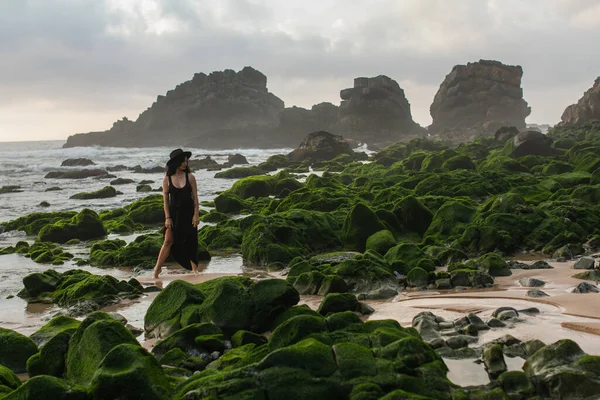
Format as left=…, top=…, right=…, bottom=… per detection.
left=167, top=148, right=192, bottom=166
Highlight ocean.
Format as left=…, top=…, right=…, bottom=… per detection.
left=0, top=140, right=294, bottom=334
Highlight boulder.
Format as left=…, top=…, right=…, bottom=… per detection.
left=337, top=75, right=424, bottom=145
left=573, top=257, right=596, bottom=270
left=483, top=344, right=507, bottom=379
left=527, top=289, right=550, bottom=298
left=0, top=328, right=38, bottom=373
left=60, top=158, right=95, bottom=167
left=38, top=208, right=106, bottom=243
left=560, top=77, right=600, bottom=125
left=511, top=130, right=554, bottom=157
left=227, top=154, right=249, bottom=165
left=63, top=67, right=287, bottom=149
left=188, top=156, right=219, bottom=170
left=429, top=60, right=530, bottom=139
left=288, top=131, right=354, bottom=162
left=45, top=169, right=109, bottom=179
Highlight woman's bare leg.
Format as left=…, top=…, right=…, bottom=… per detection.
left=190, top=260, right=199, bottom=276
left=153, top=228, right=174, bottom=278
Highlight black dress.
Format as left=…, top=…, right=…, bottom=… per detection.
left=164, top=172, right=198, bottom=270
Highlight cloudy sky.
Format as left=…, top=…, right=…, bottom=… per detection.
left=1, top=0, right=599, bottom=142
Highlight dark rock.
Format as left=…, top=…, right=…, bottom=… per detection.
left=487, top=318, right=506, bottom=328
left=61, top=158, right=95, bottom=167
left=572, top=282, right=600, bottom=293
left=276, top=103, right=339, bottom=142
left=45, top=169, right=109, bottom=179
left=143, top=285, right=161, bottom=293
left=467, top=314, right=490, bottom=331
left=106, top=165, right=130, bottom=172
left=39, top=201, right=50, bottom=207
left=288, top=131, right=354, bottom=162
left=227, top=154, right=248, bottom=165
left=492, top=307, right=519, bottom=319
left=573, top=257, right=596, bottom=270
left=507, top=260, right=529, bottom=269
left=497, top=309, right=519, bottom=321
left=491, top=334, right=521, bottom=347
left=429, top=59, right=530, bottom=139
left=528, top=260, right=553, bottom=269
left=494, top=126, right=519, bottom=142
left=527, top=289, right=549, bottom=298
left=70, top=186, right=119, bottom=200
left=110, top=178, right=135, bottom=185
left=188, top=156, right=219, bottom=170
left=0, top=185, right=23, bottom=194
left=518, top=278, right=546, bottom=287
left=446, top=336, right=470, bottom=350
left=132, top=165, right=163, bottom=174
left=560, top=77, right=600, bottom=125
left=511, top=130, right=554, bottom=157
left=338, top=75, right=424, bottom=144
left=518, top=307, right=540, bottom=315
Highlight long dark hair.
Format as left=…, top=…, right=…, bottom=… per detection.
left=165, top=155, right=190, bottom=176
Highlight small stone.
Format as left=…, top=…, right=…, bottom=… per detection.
left=487, top=318, right=506, bottom=328
left=518, top=278, right=546, bottom=287
left=573, top=257, right=596, bottom=270
left=467, top=313, right=490, bottom=331
left=357, top=302, right=375, bottom=315
left=491, top=334, right=521, bottom=347
left=438, top=321, right=455, bottom=330
left=572, top=282, right=600, bottom=294
left=528, top=260, right=553, bottom=269
left=435, top=278, right=453, bottom=289
left=459, top=324, right=479, bottom=337
left=446, top=336, right=469, bottom=350
left=483, top=344, right=507, bottom=380
left=126, top=324, right=143, bottom=337
left=107, top=312, right=128, bottom=325
left=527, top=289, right=549, bottom=298
left=507, top=260, right=528, bottom=269
left=143, top=285, right=162, bottom=293
left=498, top=310, right=519, bottom=321
left=39, top=201, right=50, bottom=207
left=429, top=338, right=446, bottom=349
left=518, top=307, right=540, bottom=315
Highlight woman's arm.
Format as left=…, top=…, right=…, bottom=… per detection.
left=162, top=176, right=172, bottom=227
left=190, top=174, right=199, bottom=227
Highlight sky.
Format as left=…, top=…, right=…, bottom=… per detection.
left=1, top=0, right=599, bottom=142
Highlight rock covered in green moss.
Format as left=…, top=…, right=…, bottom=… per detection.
left=38, top=208, right=106, bottom=243
left=0, top=328, right=38, bottom=373
left=26, top=330, right=72, bottom=378
left=29, top=315, right=80, bottom=347
left=1, top=375, right=89, bottom=400
left=342, top=203, right=387, bottom=252
left=0, top=364, right=21, bottom=395
left=70, top=186, right=119, bottom=200
left=65, top=312, right=139, bottom=385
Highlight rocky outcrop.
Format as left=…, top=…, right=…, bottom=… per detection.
left=337, top=76, right=424, bottom=144
left=63, top=67, right=285, bottom=149
left=288, top=131, right=354, bottom=162
left=429, top=60, right=531, bottom=139
left=560, top=77, right=600, bottom=125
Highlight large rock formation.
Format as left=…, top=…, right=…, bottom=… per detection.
left=63, top=67, right=285, bottom=149
left=429, top=60, right=531, bottom=139
left=337, top=75, right=424, bottom=145
left=560, top=77, right=600, bottom=125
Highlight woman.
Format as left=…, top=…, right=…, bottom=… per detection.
left=153, top=148, right=200, bottom=278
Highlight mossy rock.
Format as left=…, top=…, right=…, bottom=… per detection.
left=152, top=322, right=222, bottom=360
left=1, top=375, right=89, bottom=400
left=26, top=330, right=71, bottom=378
left=2, top=211, right=76, bottom=235
left=407, top=267, right=429, bottom=287
left=0, top=328, right=38, bottom=373
left=472, top=253, right=511, bottom=277
left=270, top=305, right=322, bottom=331
left=384, top=243, right=436, bottom=275
left=51, top=273, right=141, bottom=308
left=342, top=203, right=387, bottom=252
left=259, top=338, right=337, bottom=377
left=0, top=364, right=21, bottom=393
left=214, top=192, right=247, bottom=214
left=442, top=155, right=476, bottom=171
left=70, top=186, right=118, bottom=200
left=325, top=311, right=362, bottom=332
left=316, top=275, right=349, bottom=296
left=200, top=211, right=229, bottom=223
left=230, top=176, right=273, bottom=199
left=231, top=330, right=268, bottom=348
left=250, top=279, right=300, bottom=332
left=38, top=208, right=106, bottom=244
left=30, top=315, right=80, bottom=347
left=65, top=312, right=139, bottom=385
left=334, top=341, right=378, bottom=380
left=317, top=293, right=358, bottom=316
left=394, top=196, right=433, bottom=236
left=90, top=343, right=172, bottom=400
left=268, top=314, right=328, bottom=351
left=365, top=230, right=397, bottom=256
left=497, top=370, right=535, bottom=399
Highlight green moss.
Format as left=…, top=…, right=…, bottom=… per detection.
left=70, top=186, right=118, bottom=200
left=90, top=343, right=172, bottom=400
left=268, top=315, right=328, bottom=351
left=334, top=342, right=377, bottom=380
left=270, top=305, right=321, bottom=331
left=0, top=328, right=38, bottom=373
left=407, top=267, right=429, bottom=287
left=423, top=200, right=477, bottom=243
left=384, top=244, right=436, bottom=275
left=259, top=338, right=337, bottom=377
left=30, top=315, right=80, bottom=347
left=394, top=196, right=433, bottom=236
left=325, top=311, right=362, bottom=332
left=214, top=192, right=247, bottom=213
left=66, top=313, right=139, bottom=385
left=231, top=331, right=267, bottom=348
left=250, top=279, right=300, bottom=332
left=342, top=203, right=387, bottom=252
left=144, top=280, right=205, bottom=338
left=497, top=370, right=534, bottom=398
left=0, top=364, right=20, bottom=392
left=3, top=211, right=76, bottom=235
left=551, top=171, right=592, bottom=188
left=38, top=208, right=106, bottom=244
left=26, top=331, right=71, bottom=378
left=1, top=375, right=89, bottom=400
left=51, top=274, right=141, bottom=308
left=316, top=275, right=349, bottom=296
left=317, top=293, right=358, bottom=316
left=365, top=230, right=396, bottom=256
